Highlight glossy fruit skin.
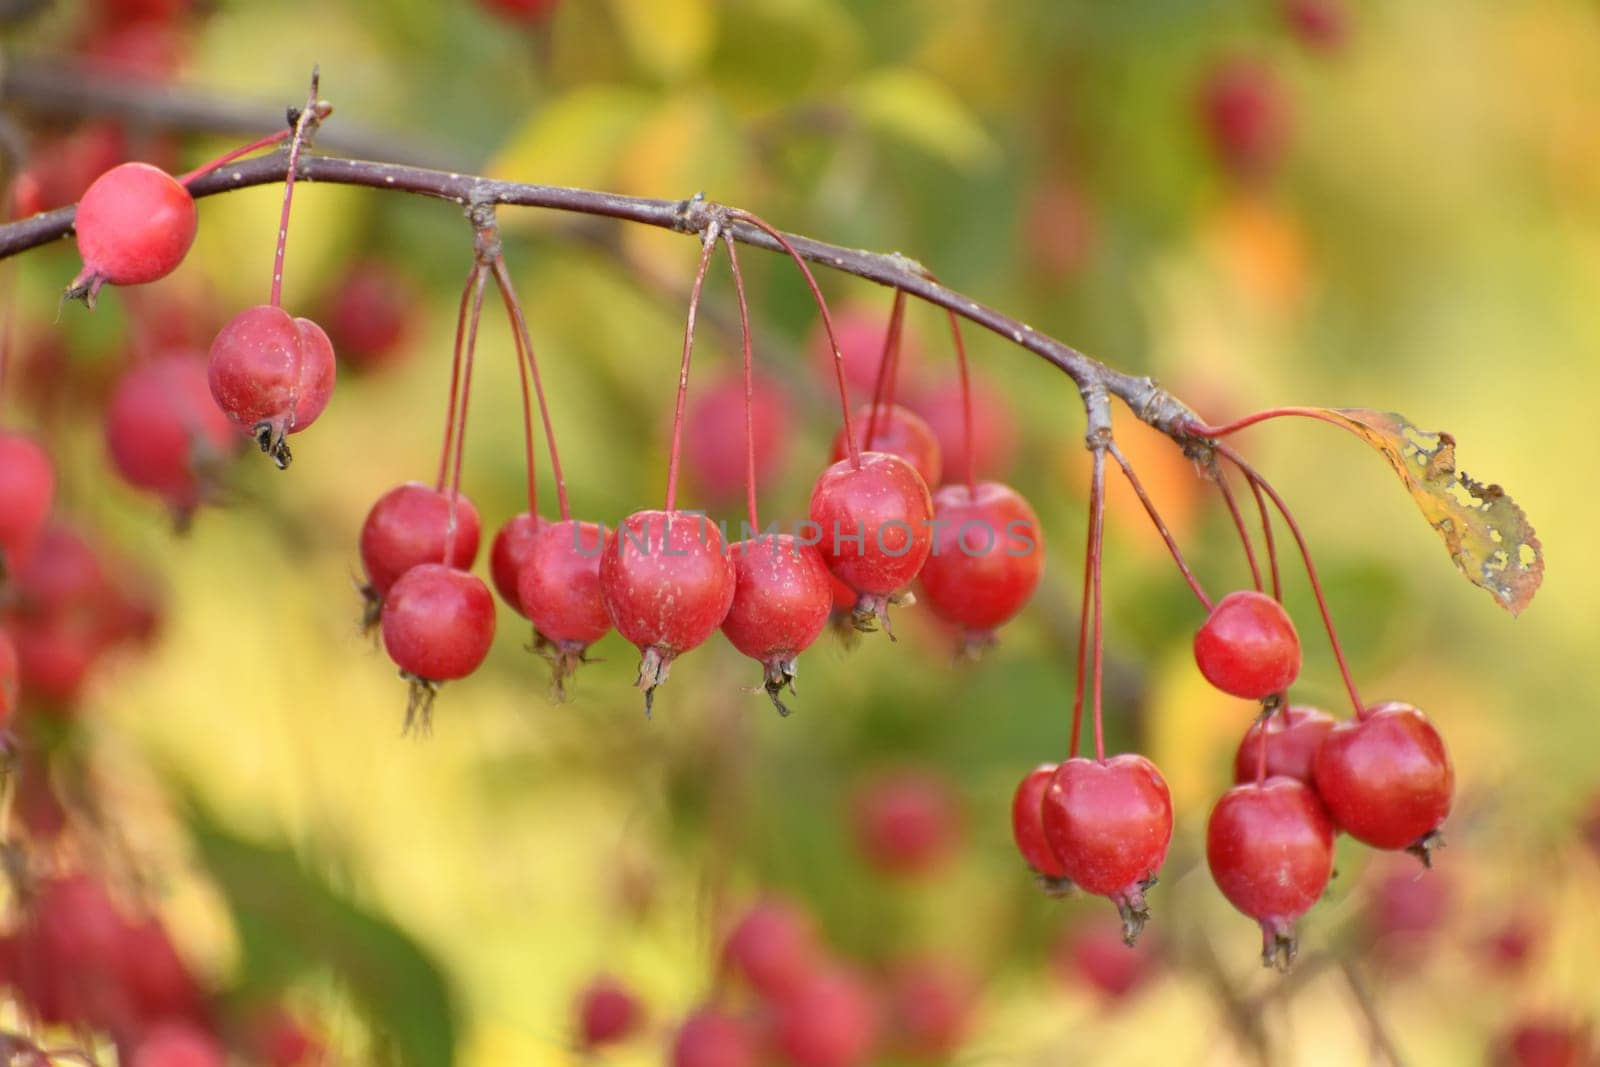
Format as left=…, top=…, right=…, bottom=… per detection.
left=850, top=767, right=962, bottom=877
left=207, top=304, right=337, bottom=467
left=918, top=481, right=1043, bottom=637
left=830, top=403, right=943, bottom=490
left=0, top=631, right=18, bottom=729
left=1193, top=590, right=1301, bottom=699
left=359, top=483, right=481, bottom=598
left=489, top=512, right=545, bottom=616
left=882, top=956, right=976, bottom=1060
left=1207, top=778, right=1335, bottom=968
left=808, top=453, right=933, bottom=621
left=671, top=1009, right=758, bottom=1067
left=71, top=162, right=196, bottom=294
left=1011, top=764, right=1069, bottom=881
left=1312, top=701, right=1453, bottom=853
left=518, top=520, right=614, bottom=688
left=910, top=377, right=1018, bottom=481
left=722, top=899, right=820, bottom=999
left=684, top=374, right=790, bottom=503
left=1232, top=704, right=1336, bottom=784
left=130, top=1023, right=225, bottom=1067
left=104, top=354, right=238, bottom=514
left=722, top=535, right=832, bottom=711
left=380, top=564, right=496, bottom=683
left=576, top=976, right=641, bottom=1048
left=0, top=431, right=55, bottom=570
left=323, top=259, right=417, bottom=372
left=1041, top=755, right=1172, bottom=942
left=601, top=510, right=734, bottom=708
left=1198, top=59, right=1292, bottom=180
left=773, top=967, right=881, bottom=1067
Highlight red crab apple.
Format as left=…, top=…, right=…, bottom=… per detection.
left=684, top=374, right=790, bottom=502
left=810, top=305, right=921, bottom=399
left=830, top=403, right=943, bottom=491
left=600, top=510, right=734, bottom=714
left=1041, top=755, right=1173, bottom=944
left=67, top=161, right=196, bottom=304
left=1011, top=763, right=1070, bottom=888
left=1198, top=59, right=1292, bottom=181
left=576, top=976, right=642, bottom=1049
left=773, top=967, right=882, bottom=1067
left=671, top=1008, right=758, bottom=1067
left=722, top=898, right=821, bottom=999
left=207, top=305, right=337, bottom=469
left=517, top=519, right=613, bottom=693
left=1232, top=704, right=1336, bottom=784
left=809, top=452, right=933, bottom=633
left=489, top=511, right=545, bottom=616
left=0, top=431, right=55, bottom=571
left=358, top=482, right=481, bottom=625
left=850, top=767, right=962, bottom=877
left=1194, top=590, right=1300, bottom=699
left=910, top=376, right=1019, bottom=481
left=1206, top=777, right=1336, bottom=970
left=379, top=563, right=495, bottom=731
left=721, top=534, right=833, bottom=715
left=104, top=353, right=239, bottom=519
left=918, top=481, right=1043, bottom=652
left=1313, top=701, right=1453, bottom=864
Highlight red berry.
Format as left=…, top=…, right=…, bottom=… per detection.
left=1193, top=590, right=1301, bottom=699
left=130, top=1023, right=225, bottom=1067
left=684, top=373, right=790, bottom=503
left=379, top=563, right=495, bottom=729
left=1312, top=701, right=1453, bottom=860
left=917, top=481, right=1043, bottom=645
left=12, top=123, right=127, bottom=217
left=600, top=510, right=734, bottom=714
left=104, top=353, right=238, bottom=517
left=721, top=535, right=832, bottom=714
left=773, top=967, right=881, bottom=1067
left=359, top=482, right=481, bottom=602
left=1198, top=59, right=1292, bottom=181
left=69, top=162, right=196, bottom=301
left=1051, top=922, right=1162, bottom=1002
left=1205, top=777, right=1335, bottom=969
left=323, top=258, right=418, bottom=373
left=19, top=873, right=129, bottom=1027
left=1493, top=1019, right=1596, bottom=1067
left=118, top=916, right=205, bottom=1026
left=671, top=1008, right=758, bottom=1067
left=881, top=956, right=976, bottom=1059
left=1232, top=704, right=1336, bottom=784
left=1040, top=755, right=1173, bottom=943
left=830, top=403, right=943, bottom=490
left=489, top=511, right=545, bottom=616
left=517, top=519, right=613, bottom=689
left=0, top=631, right=17, bottom=728
left=810, top=306, right=921, bottom=399
left=850, top=767, right=962, bottom=878
left=77, top=20, right=188, bottom=81
left=3, top=524, right=116, bottom=707
left=247, top=1008, right=326, bottom=1067
left=576, top=975, right=642, bottom=1048
left=1011, top=763, right=1070, bottom=884
left=808, top=452, right=933, bottom=631
left=909, top=376, right=1018, bottom=481
left=1480, top=913, right=1541, bottom=977
left=1282, top=0, right=1347, bottom=52
left=0, top=431, right=55, bottom=571
left=722, top=899, right=821, bottom=999
left=207, top=304, right=337, bottom=468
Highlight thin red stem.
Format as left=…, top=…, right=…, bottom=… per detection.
left=946, top=310, right=978, bottom=496
left=435, top=264, right=480, bottom=492
left=1107, top=441, right=1213, bottom=612
left=721, top=233, right=760, bottom=533
left=663, top=231, right=720, bottom=514
left=1214, top=467, right=1263, bottom=593
left=1088, top=444, right=1108, bottom=763
left=1243, top=473, right=1283, bottom=600
left=1186, top=406, right=1354, bottom=439
left=492, top=256, right=571, bottom=521
left=1068, top=467, right=1095, bottom=761
left=498, top=265, right=539, bottom=517
left=268, top=74, right=321, bottom=309
left=175, top=126, right=296, bottom=187
left=726, top=209, right=859, bottom=467
left=444, top=269, right=489, bottom=560
left=864, top=290, right=907, bottom=450
left=1215, top=442, right=1365, bottom=717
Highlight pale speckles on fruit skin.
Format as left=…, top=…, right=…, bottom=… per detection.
left=722, top=536, right=832, bottom=661
left=1312, top=702, right=1453, bottom=854
left=601, top=511, right=735, bottom=656
left=206, top=305, right=337, bottom=467
left=919, top=481, right=1044, bottom=635
left=70, top=162, right=197, bottom=297
left=359, top=482, right=482, bottom=598
left=809, top=452, right=934, bottom=597
left=830, top=403, right=943, bottom=490
left=519, top=519, right=614, bottom=646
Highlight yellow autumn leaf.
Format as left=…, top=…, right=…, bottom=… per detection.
left=847, top=68, right=997, bottom=171
left=606, top=0, right=716, bottom=82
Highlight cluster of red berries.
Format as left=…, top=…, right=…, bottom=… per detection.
left=0, top=870, right=322, bottom=1067
left=569, top=898, right=978, bottom=1067
left=1012, top=586, right=1455, bottom=968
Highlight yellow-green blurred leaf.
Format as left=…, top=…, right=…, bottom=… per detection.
left=606, top=0, right=716, bottom=82
left=846, top=68, right=997, bottom=171
left=487, top=86, right=657, bottom=192
left=1314, top=408, right=1544, bottom=615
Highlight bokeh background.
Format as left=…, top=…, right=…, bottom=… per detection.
left=1, top=0, right=1598, bottom=1063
